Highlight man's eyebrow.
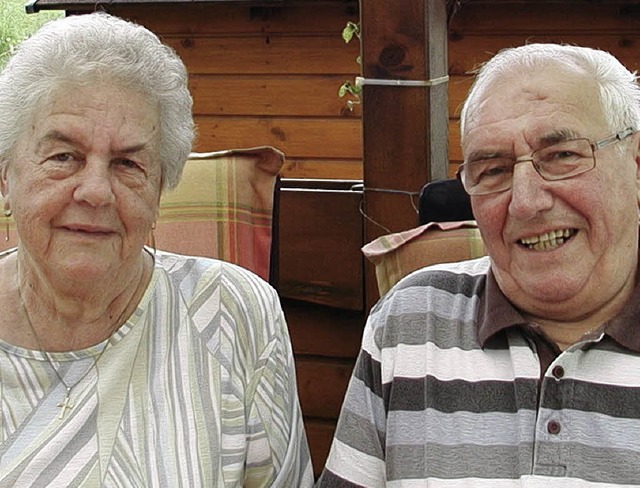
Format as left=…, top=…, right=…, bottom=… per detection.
left=466, top=129, right=582, bottom=162
left=466, top=149, right=507, bottom=163
left=537, top=129, right=579, bottom=146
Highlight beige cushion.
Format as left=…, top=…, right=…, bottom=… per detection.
left=362, top=221, right=486, bottom=296
left=155, top=146, right=283, bottom=280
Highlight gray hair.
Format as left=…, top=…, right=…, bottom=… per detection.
left=460, top=43, right=640, bottom=141
left=0, top=12, right=195, bottom=190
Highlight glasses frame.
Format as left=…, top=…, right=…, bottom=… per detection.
left=456, top=127, right=637, bottom=196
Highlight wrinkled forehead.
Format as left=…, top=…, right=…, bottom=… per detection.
left=462, top=64, right=606, bottom=146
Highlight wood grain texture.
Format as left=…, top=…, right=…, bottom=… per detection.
left=278, top=187, right=364, bottom=310
left=193, top=116, right=362, bottom=160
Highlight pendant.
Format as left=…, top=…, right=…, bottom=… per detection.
left=57, top=389, right=74, bottom=419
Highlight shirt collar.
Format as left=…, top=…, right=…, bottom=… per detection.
left=476, top=266, right=640, bottom=353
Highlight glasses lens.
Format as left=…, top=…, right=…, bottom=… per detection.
left=462, top=158, right=514, bottom=195
left=534, top=139, right=594, bottom=180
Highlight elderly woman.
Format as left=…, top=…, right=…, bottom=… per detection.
left=0, top=12, right=312, bottom=486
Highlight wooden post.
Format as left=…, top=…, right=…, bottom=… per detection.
left=360, top=0, right=449, bottom=308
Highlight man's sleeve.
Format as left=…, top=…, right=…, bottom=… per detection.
left=316, top=313, right=387, bottom=488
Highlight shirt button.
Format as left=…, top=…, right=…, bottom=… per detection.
left=547, top=420, right=561, bottom=435
left=552, top=365, right=565, bottom=379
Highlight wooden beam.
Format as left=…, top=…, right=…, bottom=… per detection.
left=359, top=0, right=449, bottom=307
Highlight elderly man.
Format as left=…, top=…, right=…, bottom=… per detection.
left=317, top=43, right=640, bottom=486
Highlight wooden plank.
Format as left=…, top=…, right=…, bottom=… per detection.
left=450, top=3, right=640, bottom=34
left=284, top=299, right=364, bottom=359
left=193, top=116, right=362, bottom=160
left=278, top=187, right=364, bottom=310
left=296, top=357, right=354, bottom=419
left=360, top=0, right=449, bottom=309
left=164, top=35, right=360, bottom=75
left=305, top=419, right=337, bottom=479
left=190, top=75, right=362, bottom=117
left=449, top=34, right=640, bottom=75
left=111, top=3, right=359, bottom=36
left=280, top=158, right=363, bottom=180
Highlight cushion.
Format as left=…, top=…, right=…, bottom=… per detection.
left=155, top=146, right=283, bottom=281
left=362, top=220, right=486, bottom=296
left=0, top=146, right=283, bottom=282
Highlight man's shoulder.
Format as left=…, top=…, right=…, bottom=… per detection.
left=366, top=257, right=489, bottom=351
left=387, top=256, right=490, bottom=303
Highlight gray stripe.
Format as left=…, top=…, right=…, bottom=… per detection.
left=386, top=409, right=537, bottom=446
left=382, top=376, right=539, bottom=413
left=542, top=378, right=640, bottom=419
left=386, top=443, right=534, bottom=480
left=534, top=441, right=640, bottom=484
left=333, top=408, right=385, bottom=461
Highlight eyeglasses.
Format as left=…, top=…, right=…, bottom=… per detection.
left=456, top=127, right=636, bottom=196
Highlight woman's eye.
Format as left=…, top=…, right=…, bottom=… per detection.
left=51, top=153, right=75, bottom=162
left=118, top=158, right=138, bottom=168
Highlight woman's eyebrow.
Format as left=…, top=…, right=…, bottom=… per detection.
left=35, top=130, right=77, bottom=151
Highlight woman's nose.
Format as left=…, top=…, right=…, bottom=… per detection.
left=72, top=160, right=116, bottom=207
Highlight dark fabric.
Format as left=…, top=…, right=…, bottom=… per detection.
left=418, top=178, right=474, bottom=225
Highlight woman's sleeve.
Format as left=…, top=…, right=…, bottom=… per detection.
left=242, top=280, right=314, bottom=488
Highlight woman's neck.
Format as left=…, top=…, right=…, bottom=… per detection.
left=15, top=249, right=154, bottom=351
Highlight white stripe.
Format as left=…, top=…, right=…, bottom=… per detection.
left=553, top=348, right=640, bottom=386
left=325, top=439, right=386, bottom=488
left=386, top=475, right=631, bottom=487
left=380, top=342, right=539, bottom=383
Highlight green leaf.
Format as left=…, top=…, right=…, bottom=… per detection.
left=341, top=21, right=360, bottom=44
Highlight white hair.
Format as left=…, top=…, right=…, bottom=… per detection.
left=460, top=43, right=640, bottom=142
left=0, top=12, right=195, bottom=190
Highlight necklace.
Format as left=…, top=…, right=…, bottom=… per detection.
left=14, top=252, right=153, bottom=419
left=18, top=296, right=112, bottom=420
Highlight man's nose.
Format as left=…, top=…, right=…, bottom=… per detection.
left=507, top=160, right=553, bottom=220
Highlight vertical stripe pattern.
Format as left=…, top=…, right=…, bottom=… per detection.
left=0, top=250, right=313, bottom=487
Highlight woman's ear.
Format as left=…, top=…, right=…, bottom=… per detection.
left=633, top=135, right=640, bottom=208
left=0, top=162, right=9, bottom=207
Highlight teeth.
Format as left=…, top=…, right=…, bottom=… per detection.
left=519, top=229, right=574, bottom=251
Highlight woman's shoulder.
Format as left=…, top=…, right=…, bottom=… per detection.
left=152, top=249, right=277, bottom=307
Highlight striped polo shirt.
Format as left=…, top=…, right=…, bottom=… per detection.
left=317, top=256, right=640, bottom=487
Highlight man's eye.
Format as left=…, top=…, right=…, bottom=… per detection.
left=475, top=161, right=511, bottom=180
left=547, top=150, right=580, bottom=161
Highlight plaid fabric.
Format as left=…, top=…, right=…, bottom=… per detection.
left=0, top=146, right=283, bottom=282
left=362, top=220, right=486, bottom=296
left=155, top=147, right=283, bottom=281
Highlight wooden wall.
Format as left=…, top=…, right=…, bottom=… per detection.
left=69, top=0, right=640, bottom=479
left=108, top=2, right=363, bottom=181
